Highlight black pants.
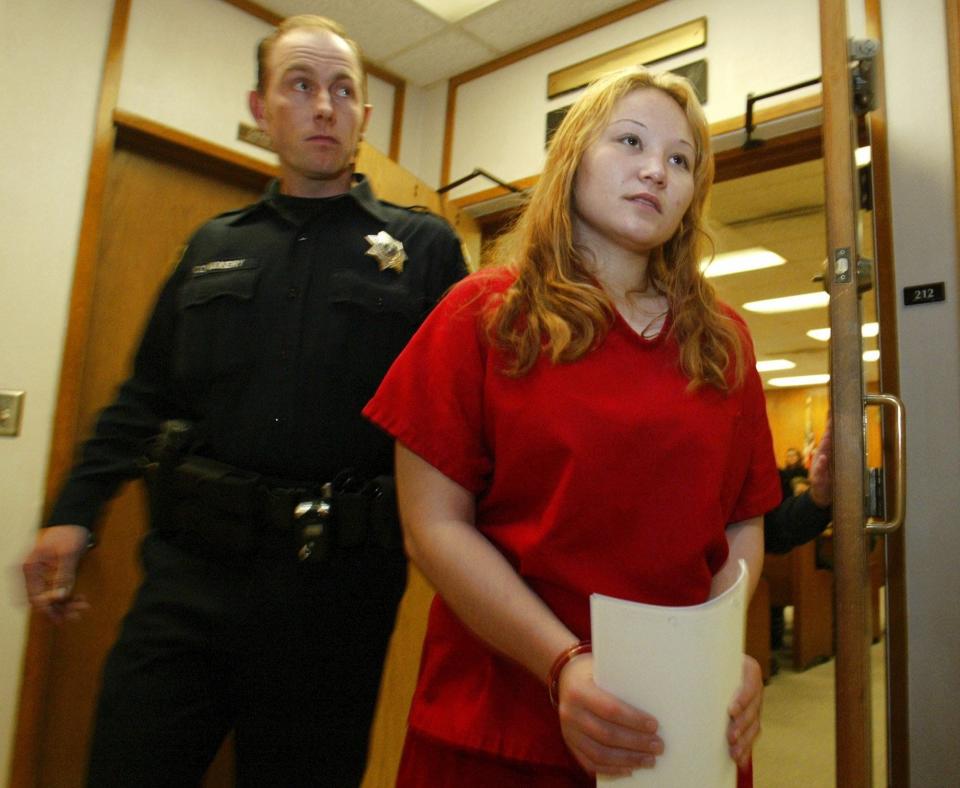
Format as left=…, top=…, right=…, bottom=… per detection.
left=87, top=529, right=407, bottom=787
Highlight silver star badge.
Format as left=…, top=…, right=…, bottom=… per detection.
left=365, top=231, right=407, bottom=274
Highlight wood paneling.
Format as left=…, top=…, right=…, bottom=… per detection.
left=361, top=569, right=434, bottom=788
left=764, top=384, right=883, bottom=472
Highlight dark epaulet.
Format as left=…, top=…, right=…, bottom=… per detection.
left=211, top=205, right=251, bottom=221
left=378, top=199, right=433, bottom=214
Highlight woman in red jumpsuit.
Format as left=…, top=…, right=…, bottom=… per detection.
left=364, top=66, right=781, bottom=787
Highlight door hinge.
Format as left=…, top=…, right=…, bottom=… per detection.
left=849, top=38, right=879, bottom=114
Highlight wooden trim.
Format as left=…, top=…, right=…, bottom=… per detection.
left=864, top=2, right=909, bottom=785
left=820, top=0, right=874, bottom=783
left=441, top=81, right=459, bottom=188
left=714, top=125, right=822, bottom=183
left=450, top=175, right=540, bottom=209
left=389, top=80, right=405, bottom=161
left=219, top=0, right=278, bottom=25
left=709, top=92, right=822, bottom=136
left=220, top=0, right=406, bottom=160
left=8, top=2, right=133, bottom=785
left=113, top=110, right=277, bottom=187
left=365, top=61, right=405, bottom=91
left=441, top=0, right=667, bottom=184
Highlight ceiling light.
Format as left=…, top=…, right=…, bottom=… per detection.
left=767, top=374, right=831, bottom=388
left=855, top=146, right=872, bottom=167
left=756, top=359, right=796, bottom=372
left=806, top=321, right=879, bottom=341
left=863, top=349, right=880, bottom=362
left=701, top=247, right=786, bottom=278
left=743, top=291, right=830, bottom=314
left=410, top=0, right=500, bottom=22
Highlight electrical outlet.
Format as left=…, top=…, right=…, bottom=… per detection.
left=0, top=390, right=25, bottom=436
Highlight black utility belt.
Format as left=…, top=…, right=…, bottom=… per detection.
left=142, top=455, right=402, bottom=562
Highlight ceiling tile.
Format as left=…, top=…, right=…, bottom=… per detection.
left=383, top=28, right=500, bottom=85
left=256, top=0, right=448, bottom=62
left=460, top=0, right=631, bottom=54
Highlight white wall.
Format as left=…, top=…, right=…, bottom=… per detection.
left=881, top=0, right=960, bottom=784
left=398, top=79, right=451, bottom=188
left=0, top=0, right=115, bottom=778
left=118, top=0, right=397, bottom=166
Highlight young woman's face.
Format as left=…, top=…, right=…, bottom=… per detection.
left=572, top=88, right=696, bottom=261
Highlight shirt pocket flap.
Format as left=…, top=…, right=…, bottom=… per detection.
left=178, top=260, right=262, bottom=309
left=327, top=269, right=423, bottom=322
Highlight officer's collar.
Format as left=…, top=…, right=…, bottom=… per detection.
left=227, top=174, right=390, bottom=226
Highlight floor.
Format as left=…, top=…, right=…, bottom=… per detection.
left=753, top=608, right=888, bottom=787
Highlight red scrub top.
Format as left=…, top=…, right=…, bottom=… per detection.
left=364, top=269, right=781, bottom=770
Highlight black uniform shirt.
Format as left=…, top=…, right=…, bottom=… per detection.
left=49, top=175, right=467, bottom=530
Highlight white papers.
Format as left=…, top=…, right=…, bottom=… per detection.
left=591, top=560, right=749, bottom=787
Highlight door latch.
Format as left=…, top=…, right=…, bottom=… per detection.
left=849, top=38, right=879, bottom=114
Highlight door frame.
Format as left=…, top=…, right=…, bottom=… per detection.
left=819, top=0, right=911, bottom=784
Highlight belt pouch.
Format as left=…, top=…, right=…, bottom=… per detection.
left=150, top=456, right=261, bottom=556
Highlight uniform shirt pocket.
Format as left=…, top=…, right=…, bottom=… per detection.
left=326, top=269, right=425, bottom=388
left=175, top=259, right=262, bottom=381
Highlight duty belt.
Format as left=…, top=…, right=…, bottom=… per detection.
left=143, top=452, right=402, bottom=562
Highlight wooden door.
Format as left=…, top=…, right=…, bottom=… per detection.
left=26, top=140, right=266, bottom=787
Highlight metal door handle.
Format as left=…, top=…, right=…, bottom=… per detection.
left=864, top=393, right=906, bottom=533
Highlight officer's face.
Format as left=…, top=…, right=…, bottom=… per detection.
left=250, top=28, right=371, bottom=198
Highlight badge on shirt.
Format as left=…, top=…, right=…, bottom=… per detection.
left=364, top=231, right=407, bottom=274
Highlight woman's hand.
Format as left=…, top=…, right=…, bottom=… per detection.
left=557, top=653, right=663, bottom=777
left=727, top=654, right=763, bottom=767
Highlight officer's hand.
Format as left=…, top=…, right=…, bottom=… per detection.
left=809, top=418, right=834, bottom=508
left=22, top=525, right=92, bottom=623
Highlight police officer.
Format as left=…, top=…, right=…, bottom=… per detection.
left=22, top=15, right=466, bottom=787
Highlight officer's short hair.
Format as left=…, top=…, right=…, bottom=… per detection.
left=256, top=15, right=367, bottom=101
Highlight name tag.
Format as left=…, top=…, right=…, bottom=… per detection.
left=192, top=259, right=248, bottom=276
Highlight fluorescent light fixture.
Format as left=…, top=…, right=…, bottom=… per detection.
left=863, top=349, right=880, bottom=362
left=806, top=321, right=880, bottom=341
left=700, top=247, right=786, bottom=278
left=855, top=146, right=872, bottom=167
left=743, top=291, right=830, bottom=314
left=410, top=0, right=500, bottom=22
left=767, top=373, right=831, bottom=388
left=756, top=359, right=796, bottom=372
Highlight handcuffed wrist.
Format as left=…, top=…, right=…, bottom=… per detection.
left=547, top=640, right=592, bottom=708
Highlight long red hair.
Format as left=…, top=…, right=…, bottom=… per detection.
left=486, top=67, right=744, bottom=391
